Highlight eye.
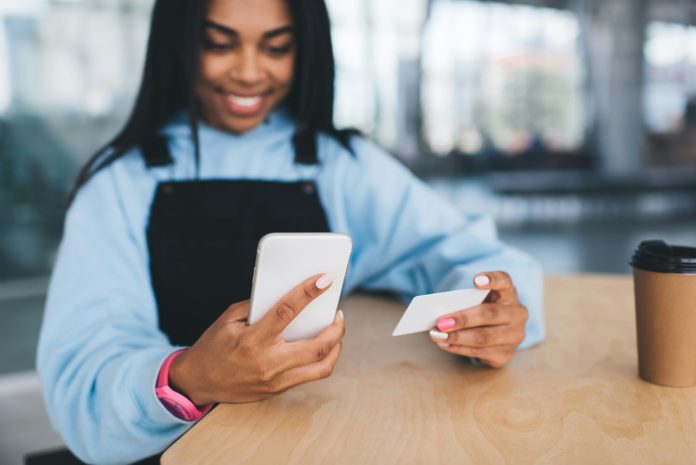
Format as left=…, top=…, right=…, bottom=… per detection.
left=264, top=41, right=294, bottom=57
left=203, top=42, right=231, bottom=52
left=202, top=37, right=235, bottom=52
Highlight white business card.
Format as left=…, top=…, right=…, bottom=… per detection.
left=392, top=288, right=490, bottom=336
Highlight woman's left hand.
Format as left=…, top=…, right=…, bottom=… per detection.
left=429, top=271, right=528, bottom=368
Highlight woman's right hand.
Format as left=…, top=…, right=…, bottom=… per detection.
left=168, top=273, right=345, bottom=406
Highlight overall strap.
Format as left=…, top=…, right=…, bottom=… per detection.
left=141, top=136, right=173, bottom=168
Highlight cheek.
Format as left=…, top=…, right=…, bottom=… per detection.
left=198, top=56, right=229, bottom=86
left=272, top=55, right=296, bottom=89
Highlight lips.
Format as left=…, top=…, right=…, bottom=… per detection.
left=221, top=91, right=271, bottom=117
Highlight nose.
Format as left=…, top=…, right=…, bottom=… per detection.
left=229, top=46, right=264, bottom=85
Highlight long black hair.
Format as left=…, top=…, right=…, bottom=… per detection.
left=70, top=0, right=354, bottom=203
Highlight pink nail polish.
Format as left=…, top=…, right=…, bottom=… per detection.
left=437, top=318, right=455, bottom=331
left=315, top=273, right=334, bottom=289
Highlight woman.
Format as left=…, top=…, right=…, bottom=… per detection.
left=38, top=0, right=544, bottom=463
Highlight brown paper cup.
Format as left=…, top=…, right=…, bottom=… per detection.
left=633, top=268, right=696, bottom=387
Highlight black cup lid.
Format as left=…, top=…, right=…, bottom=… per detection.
left=631, top=240, right=696, bottom=274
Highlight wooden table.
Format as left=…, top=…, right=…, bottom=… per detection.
left=162, top=275, right=696, bottom=465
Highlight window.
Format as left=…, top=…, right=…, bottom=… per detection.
left=422, top=1, right=584, bottom=159
left=644, top=21, right=696, bottom=167
left=327, top=0, right=587, bottom=170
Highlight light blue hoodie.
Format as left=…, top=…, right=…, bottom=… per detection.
left=38, top=108, right=545, bottom=464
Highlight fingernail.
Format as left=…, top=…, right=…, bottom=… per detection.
left=474, top=275, right=490, bottom=286
left=429, top=329, right=448, bottom=341
left=316, top=273, right=334, bottom=289
left=437, top=318, right=455, bottom=331
left=337, top=309, right=344, bottom=321
left=437, top=342, right=450, bottom=348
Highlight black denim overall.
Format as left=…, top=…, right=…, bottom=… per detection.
left=144, top=138, right=330, bottom=463
left=144, top=137, right=331, bottom=346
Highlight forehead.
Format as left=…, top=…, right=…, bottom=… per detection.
left=206, top=0, right=293, bottom=33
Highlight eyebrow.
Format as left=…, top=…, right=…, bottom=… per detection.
left=203, top=20, right=294, bottom=39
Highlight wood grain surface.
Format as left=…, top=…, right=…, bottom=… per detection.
left=162, top=275, right=696, bottom=465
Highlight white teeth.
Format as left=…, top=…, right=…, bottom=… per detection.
left=227, top=94, right=262, bottom=107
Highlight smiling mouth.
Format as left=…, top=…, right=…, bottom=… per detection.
left=221, top=90, right=271, bottom=117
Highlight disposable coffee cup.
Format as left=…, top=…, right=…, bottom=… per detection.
left=631, top=240, right=696, bottom=387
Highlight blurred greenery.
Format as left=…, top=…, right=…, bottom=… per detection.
left=0, top=116, right=74, bottom=280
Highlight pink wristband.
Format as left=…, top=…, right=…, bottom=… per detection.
left=155, top=349, right=212, bottom=421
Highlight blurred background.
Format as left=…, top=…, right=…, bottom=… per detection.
left=0, top=0, right=695, bottom=462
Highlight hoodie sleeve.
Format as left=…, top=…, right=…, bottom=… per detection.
left=37, top=165, right=193, bottom=465
left=317, top=137, right=545, bottom=349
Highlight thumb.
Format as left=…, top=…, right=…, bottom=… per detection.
left=221, top=300, right=250, bottom=323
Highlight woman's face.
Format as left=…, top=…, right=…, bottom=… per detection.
left=196, top=0, right=296, bottom=134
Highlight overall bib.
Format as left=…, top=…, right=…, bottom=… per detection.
left=147, top=179, right=330, bottom=345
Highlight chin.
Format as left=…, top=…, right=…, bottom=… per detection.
left=224, top=117, right=265, bottom=134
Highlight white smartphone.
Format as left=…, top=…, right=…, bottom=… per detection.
left=248, top=232, right=353, bottom=342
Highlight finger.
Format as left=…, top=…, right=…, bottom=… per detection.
left=267, top=341, right=343, bottom=394
left=434, top=342, right=515, bottom=368
left=430, top=324, right=525, bottom=348
left=474, top=271, right=518, bottom=303
left=268, top=310, right=346, bottom=374
left=253, top=273, right=334, bottom=340
left=435, top=303, right=527, bottom=331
